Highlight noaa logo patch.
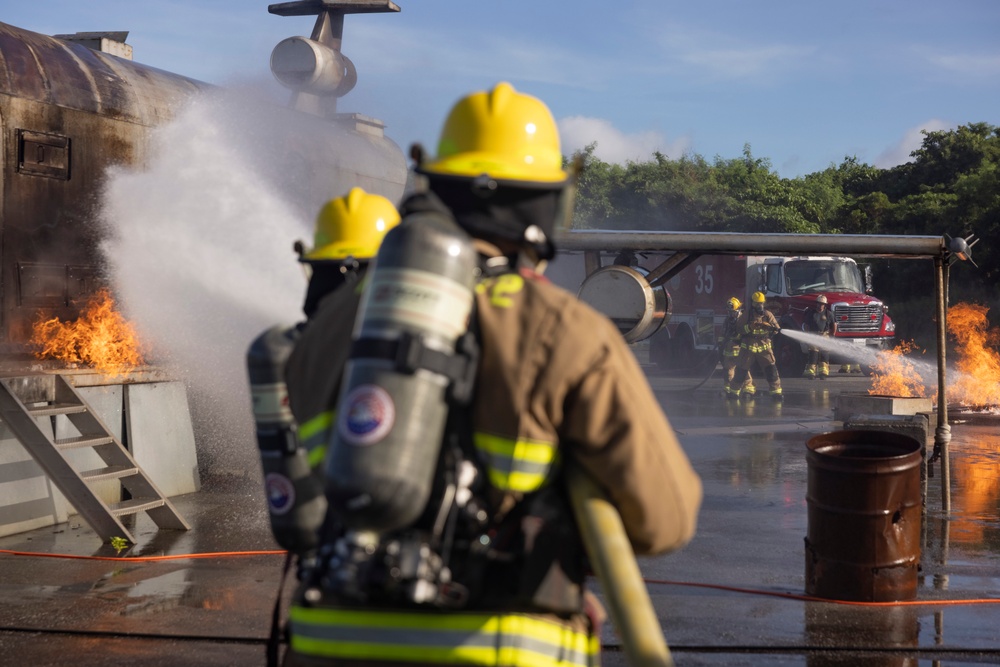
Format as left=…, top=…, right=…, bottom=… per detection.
left=264, top=473, right=295, bottom=515
left=339, top=384, right=395, bottom=445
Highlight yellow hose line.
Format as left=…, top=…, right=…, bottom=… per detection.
left=567, top=462, right=674, bottom=667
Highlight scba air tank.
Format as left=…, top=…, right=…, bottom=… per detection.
left=325, top=212, right=476, bottom=533
left=247, top=326, right=326, bottom=554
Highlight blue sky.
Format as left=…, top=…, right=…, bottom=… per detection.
left=6, top=1, right=1000, bottom=177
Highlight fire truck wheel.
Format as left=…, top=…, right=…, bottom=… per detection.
left=649, top=330, right=672, bottom=373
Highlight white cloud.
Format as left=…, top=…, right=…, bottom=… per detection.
left=924, top=51, right=1000, bottom=80
left=645, top=22, right=819, bottom=83
left=558, top=116, right=691, bottom=164
left=680, top=44, right=816, bottom=80
left=349, top=21, right=612, bottom=91
left=875, top=119, right=954, bottom=169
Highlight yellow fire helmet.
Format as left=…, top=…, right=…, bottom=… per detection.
left=751, top=291, right=766, bottom=304
left=303, top=187, right=400, bottom=262
left=727, top=297, right=741, bottom=312
left=419, top=82, right=569, bottom=187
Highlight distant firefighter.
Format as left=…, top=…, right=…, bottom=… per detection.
left=728, top=291, right=782, bottom=401
left=720, top=297, right=755, bottom=397
left=804, top=295, right=835, bottom=379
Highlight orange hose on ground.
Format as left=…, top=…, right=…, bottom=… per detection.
left=643, top=577, right=1000, bottom=607
left=0, top=548, right=285, bottom=562
left=3, top=549, right=998, bottom=607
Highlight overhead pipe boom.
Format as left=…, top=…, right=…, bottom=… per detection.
left=557, top=230, right=954, bottom=260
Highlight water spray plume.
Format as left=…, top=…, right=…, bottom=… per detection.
left=782, top=303, right=1000, bottom=410
left=98, top=83, right=392, bottom=476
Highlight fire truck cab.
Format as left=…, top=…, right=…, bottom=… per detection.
left=747, top=256, right=895, bottom=375
left=641, top=254, right=895, bottom=375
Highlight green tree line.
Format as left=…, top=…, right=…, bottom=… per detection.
left=569, top=122, right=1000, bottom=346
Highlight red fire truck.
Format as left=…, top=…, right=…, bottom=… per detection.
left=646, top=254, right=896, bottom=374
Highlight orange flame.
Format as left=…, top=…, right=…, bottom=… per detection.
left=869, top=302, right=1000, bottom=406
left=868, top=340, right=927, bottom=398
left=946, top=303, right=1000, bottom=408
left=947, top=306, right=1000, bottom=545
left=869, top=303, right=1000, bottom=547
left=30, top=288, right=146, bottom=376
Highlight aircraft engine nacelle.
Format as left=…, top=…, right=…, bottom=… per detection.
left=270, top=36, right=357, bottom=97
left=577, top=265, right=671, bottom=343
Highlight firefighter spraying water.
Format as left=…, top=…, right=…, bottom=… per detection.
left=719, top=297, right=755, bottom=396
left=727, top=291, right=783, bottom=401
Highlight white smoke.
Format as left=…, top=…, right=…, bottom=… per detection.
left=874, top=119, right=954, bottom=169
left=99, top=84, right=390, bottom=476
left=558, top=115, right=691, bottom=164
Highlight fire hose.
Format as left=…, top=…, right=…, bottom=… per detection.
left=566, top=462, right=675, bottom=667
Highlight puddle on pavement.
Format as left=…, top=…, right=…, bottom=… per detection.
left=684, top=393, right=1000, bottom=567
left=122, top=569, right=192, bottom=616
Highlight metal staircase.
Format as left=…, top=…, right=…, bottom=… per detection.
left=0, top=374, right=189, bottom=544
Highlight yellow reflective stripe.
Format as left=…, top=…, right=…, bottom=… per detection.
left=475, top=433, right=556, bottom=464
left=473, top=432, right=558, bottom=493
left=489, top=469, right=546, bottom=493
left=299, top=411, right=333, bottom=442
left=307, top=444, right=328, bottom=470
left=299, top=410, right=334, bottom=469
left=289, top=607, right=597, bottom=666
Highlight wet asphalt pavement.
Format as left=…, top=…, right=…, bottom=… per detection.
left=1, top=371, right=998, bottom=666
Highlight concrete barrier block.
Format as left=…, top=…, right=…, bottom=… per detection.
left=835, top=393, right=934, bottom=422
left=843, top=413, right=932, bottom=455
left=125, top=381, right=200, bottom=497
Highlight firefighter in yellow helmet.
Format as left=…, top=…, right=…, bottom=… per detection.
left=804, top=295, right=835, bottom=380
left=248, top=187, right=400, bottom=664
left=720, top=296, right=755, bottom=397
left=284, top=187, right=400, bottom=463
left=249, top=187, right=399, bottom=559
left=296, top=188, right=401, bottom=318
left=728, top=291, right=783, bottom=401
left=282, top=82, right=702, bottom=667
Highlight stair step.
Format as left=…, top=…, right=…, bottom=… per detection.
left=80, top=465, right=139, bottom=482
left=109, top=497, right=166, bottom=517
left=26, top=402, right=86, bottom=417
left=54, top=434, right=115, bottom=449
left=0, top=373, right=190, bottom=542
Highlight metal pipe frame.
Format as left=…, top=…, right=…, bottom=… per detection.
left=557, top=230, right=948, bottom=259
left=558, top=229, right=962, bottom=512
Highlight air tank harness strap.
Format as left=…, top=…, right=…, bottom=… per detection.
left=351, top=330, right=480, bottom=406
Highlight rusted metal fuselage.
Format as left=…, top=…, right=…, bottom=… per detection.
left=0, top=22, right=211, bottom=354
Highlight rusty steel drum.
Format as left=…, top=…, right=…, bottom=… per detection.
left=805, top=430, right=923, bottom=602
